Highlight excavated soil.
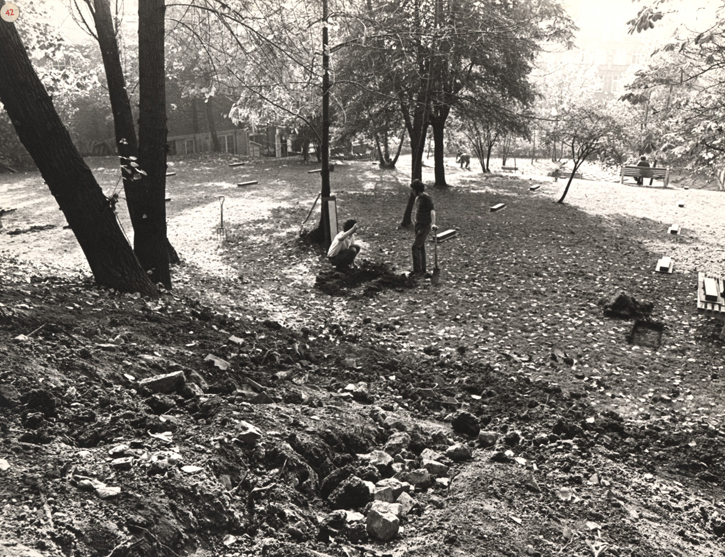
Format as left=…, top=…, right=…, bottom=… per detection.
left=1, top=154, right=724, bottom=557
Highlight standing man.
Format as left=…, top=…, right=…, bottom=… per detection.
left=635, top=155, right=650, bottom=185
left=410, top=180, right=437, bottom=277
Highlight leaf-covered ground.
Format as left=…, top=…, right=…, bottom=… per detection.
left=1, top=154, right=724, bottom=557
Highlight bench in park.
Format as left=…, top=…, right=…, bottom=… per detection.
left=697, top=272, right=725, bottom=336
left=501, top=166, right=518, bottom=172
left=620, top=165, right=670, bottom=187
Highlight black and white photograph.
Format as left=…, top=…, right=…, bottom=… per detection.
left=1, top=0, right=725, bottom=555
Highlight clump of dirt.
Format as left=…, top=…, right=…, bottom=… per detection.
left=315, top=261, right=414, bottom=296
left=599, top=291, right=654, bottom=319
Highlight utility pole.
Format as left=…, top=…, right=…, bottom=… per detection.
left=320, top=0, right=332, bottom=246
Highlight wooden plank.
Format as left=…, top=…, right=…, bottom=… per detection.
left=436, top=229, right=457, bottom=242
left=529, top=184, right=541, bottom=191
left=501, top=166, right=518, bottom=171
left=490, top=203, right=506, bottom=212
left=166, top=172, right=176, bottom=177
left=656, top=256, right=673, bottom=273
left=237, top=181, right=258, bottom=187
left=704, top=277, right=719, bottom=302
left=677, top=200, right=685, bottom=207
left=668, top=224, right=680, bottom=235
left=229, top=162, right=246, bottom=167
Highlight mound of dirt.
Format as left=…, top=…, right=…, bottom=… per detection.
left=599, top=292, right=654, bottom=319
left=315, top=261, right=415, bottom=296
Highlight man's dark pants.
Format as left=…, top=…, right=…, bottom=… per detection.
left=329, top=246, right=359, bottom=270
left=412, top=224, right=431, bottom=274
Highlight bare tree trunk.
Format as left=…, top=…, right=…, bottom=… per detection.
left=89, top=0, right=179, bottom=265
left=431, top=106, right=449, bottom=187
left=0, top=19, right=157, bottom=296
left=206, top=96, right=221, bottom=152
left=136, top=0, right=171, bottom=288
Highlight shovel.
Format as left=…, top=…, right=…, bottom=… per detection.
left=431, top=228, right=440, bottom=285
left=217, top=195, right=227, bottom=241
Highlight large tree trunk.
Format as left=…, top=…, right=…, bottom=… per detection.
left=90, top=0, right=179, bottom=265
left=136, top=0, right=171, bottom=288
left=206, top=96, right=221, bottom=152
left=431, top=105, right=449, bottom=187
left=0, top=19, right=157, bottom=296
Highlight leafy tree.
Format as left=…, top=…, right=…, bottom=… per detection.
left=550, top=105, right=622, bottom=203
left=0, top=18, right=158, bottom=295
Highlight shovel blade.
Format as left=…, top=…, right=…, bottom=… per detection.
left=431, top=267, right=440, bottom=285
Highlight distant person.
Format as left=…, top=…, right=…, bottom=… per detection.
left=410, top=180, right=437, bottom=277
left=456, top=151, right=471, bottom=170
left=636, top=155, right=650, bottom=185
left=327, top=219, right=360, bottom=272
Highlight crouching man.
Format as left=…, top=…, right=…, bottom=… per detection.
left=327, top=219, right=360, bottom=271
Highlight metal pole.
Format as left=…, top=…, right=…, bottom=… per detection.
left=321, top=0, right=331, bottom=247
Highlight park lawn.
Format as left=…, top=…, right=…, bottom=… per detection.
left=1, top=154, right=725, bottom=557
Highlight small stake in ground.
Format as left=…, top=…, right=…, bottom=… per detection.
left=529, top=184, right=541, bottom=191
left=436, top=229, right=457, bottom=242
left=656, top=256, right=673, bottom=274
left=490, top=203, right=506, bottom=212
left=229, top=162, right=246, bottom=167
left=217, top=195, right=227, bottom=241
left=668, top=224, right=680, bottom=235
left=237, top=181, right=258, bottom=187
left=677, top=200, right=685, bottom=207
left=166, top=172, right=176, bottom=177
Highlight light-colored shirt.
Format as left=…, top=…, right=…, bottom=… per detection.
left=327, top=231, right=354, bottom=257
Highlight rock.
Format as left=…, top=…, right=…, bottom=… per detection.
left=355, top=464, right=381, bottom=484
left=367, top=450, right=394, bottom=474
left=95, top=485, right=121, bottom=499
left=504, top=431, right=521, bottom=447
left=532, top=433, right=550, bottom=446
left=420, top=448, right=443, bottom=461
left=23, top=389, right=57, bottom=417
left=396, top=491, right=419, bottom=516
left=478, top=430, right=499, bottom=447
left=321, top=467, right=353, bottom=499
left=599, top=292, right=653, bottom=319
left=370, top=500, right=401, bottom=517
left=375, top=478, right=406, bottom=499
left=431, top=430, right=452, bottom=446
left=366, top=504, right=399, bottom=542
left=403, top=468, right=432, bottom=490
left=451, top=411, right=480, bottom=437
left=435, top=477, right=450, bottom=489
left=383, top=416, right=408, bottom=431
left=422, top=459, right=449, bottom=477
left=144, top=394, right=176, bottom=415
left=445, top=443, right=472, bottom=462
left=0, top=384, right=20, bottom=407
left=428, top=495, right=445, bottom=509
left=236, top=421, right=262, bottom=445
left=712, top=517, right=725, bottom=536
left=374, top=486, right=395, bottom=503
left=553, top=418, right=584, bottom=440
left=384, top=432, right=411, bottom=456
left=0, top=459, right=10, bottom=472
left=138, top=371, right=185, bottom=394
left=328, top=476, right=372, bottom=509
left=250, top=392, right=275, bottom=404
left=204, top=354, right=230, bottom=370
left=22, top=412, right=44, bottom=430
left=0, top=540, right=46, bottom=556
left=490, top=451, right=511, bottom=463
left=344, top=382, right=373, bottom=403
left=110, top=457, right=134, bottom=470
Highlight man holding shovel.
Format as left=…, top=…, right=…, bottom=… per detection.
left=410, top=180, right=437, bottom=279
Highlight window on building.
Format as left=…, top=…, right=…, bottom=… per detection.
left=221, top=134, right=235, bottom=153
left=631, top=50, right=646, bottom=65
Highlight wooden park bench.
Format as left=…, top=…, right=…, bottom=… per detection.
left=697, top=272, right=725, bottom=336
left=620, top=165, right=670, bottom=187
